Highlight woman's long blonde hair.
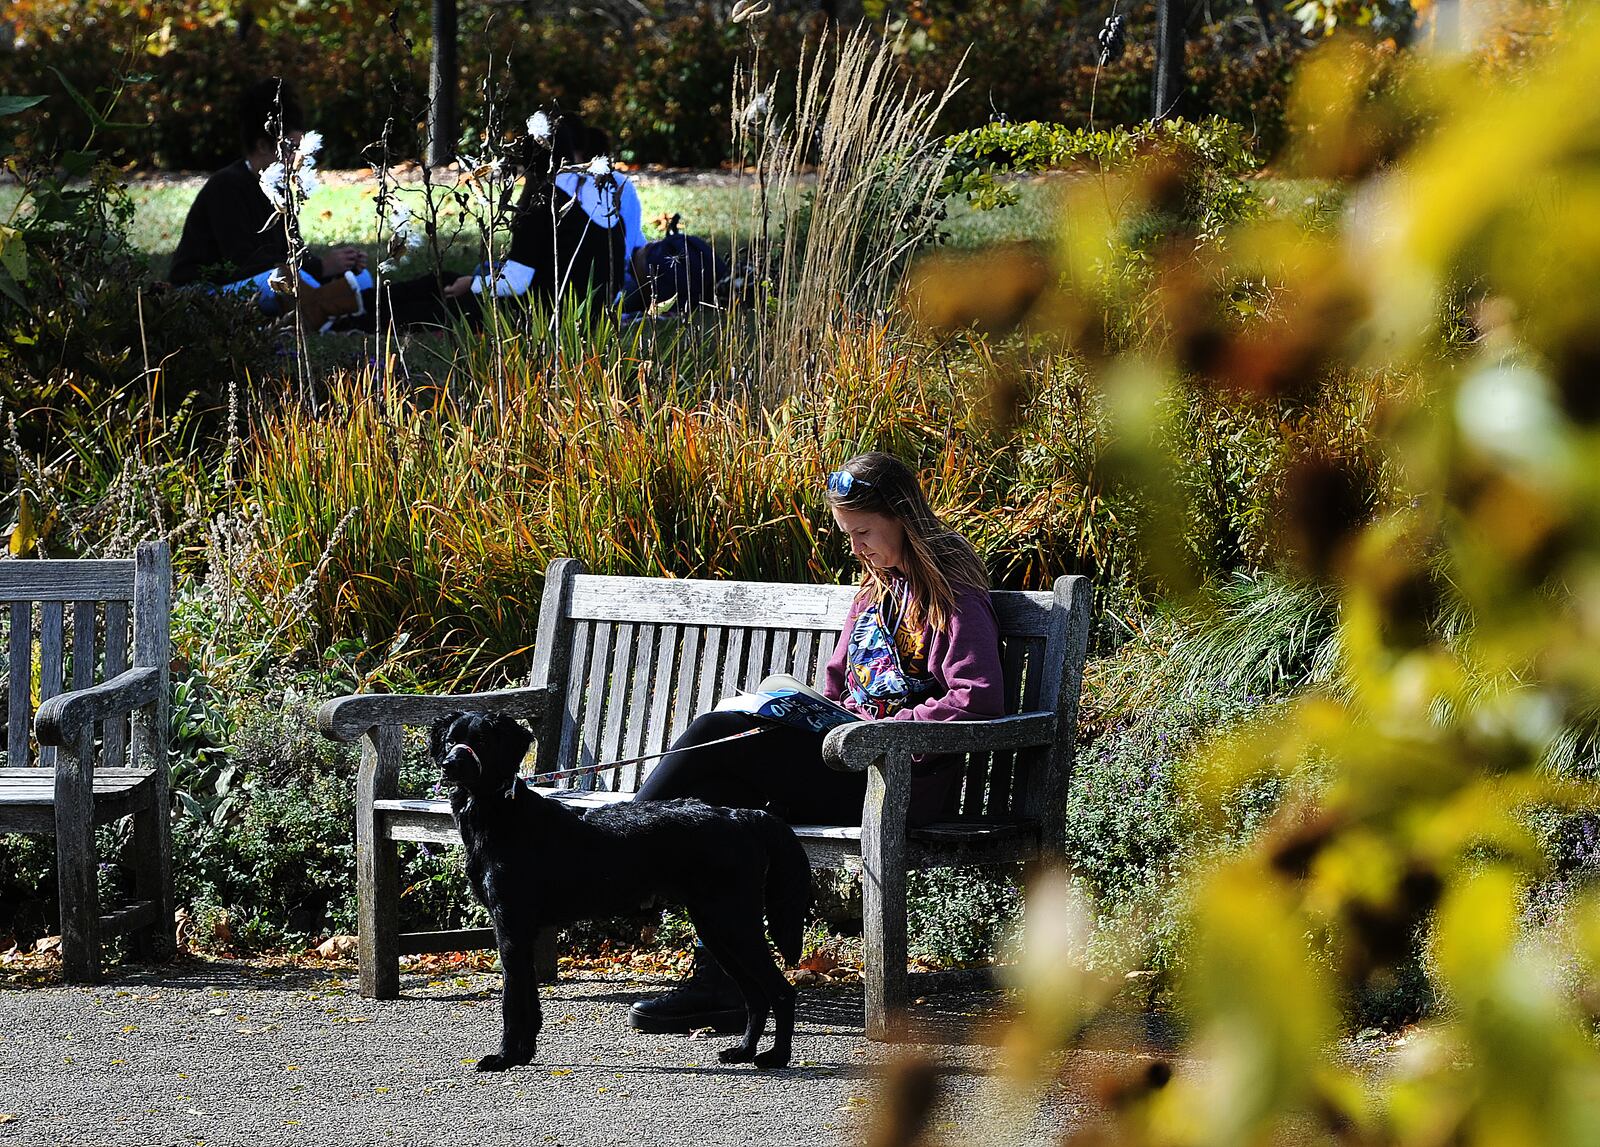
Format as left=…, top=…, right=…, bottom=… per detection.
left=825, top=452, right=989, bottom=633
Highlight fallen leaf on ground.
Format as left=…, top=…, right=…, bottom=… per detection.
left=798, top=949, right=839, bottom=974
left=315, top=935, right=358, bottom=960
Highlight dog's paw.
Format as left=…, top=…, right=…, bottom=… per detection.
left=754, top=1048, right=791, bottom=1070
left=717, top=1045, right=757, bottom=1065
left=475, top=1050, right=532, bottom=1072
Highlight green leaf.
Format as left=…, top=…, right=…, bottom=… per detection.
left=48, top=68, right=144, bottom=132
left=59, top=151, right=94, bottom=178
left=0, top=225, right=26, bottom=287
left=0, top=95, right=47, bottom=118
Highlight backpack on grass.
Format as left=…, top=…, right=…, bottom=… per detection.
left=636, top=214, right=725, bottom=313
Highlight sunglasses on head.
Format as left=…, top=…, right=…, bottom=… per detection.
left=827, top=470, right=874, bottom=498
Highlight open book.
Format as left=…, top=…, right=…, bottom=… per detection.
left=712, top=673, right=859, bottom=734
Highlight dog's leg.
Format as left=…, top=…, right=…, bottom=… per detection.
left=704, top=907, right=799, bottom=1070
left=477, top=931, right=543, bottom=1072
left=756, top=970, right=797, bottom=1071
left=693, top=911, right=779, bottom=1068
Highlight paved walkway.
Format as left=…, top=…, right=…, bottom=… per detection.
left=0, top=961, right=1127, bottom=1147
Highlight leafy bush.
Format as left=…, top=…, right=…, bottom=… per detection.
left=943, top=116, right=1263, bottom=229
left=1068, top=679, right=1285, bottom=974
left=0, top=0, right=1312, bottom=171
left=907, top=865, right=1025, bottom=967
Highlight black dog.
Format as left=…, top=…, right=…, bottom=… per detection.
left=431, top=710, right=812, bottom=1071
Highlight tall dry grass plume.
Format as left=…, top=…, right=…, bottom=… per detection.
left=733, top=30, right=963, bottom=398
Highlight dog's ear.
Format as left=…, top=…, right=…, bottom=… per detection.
left=489, top=713, right=534, bottom=767
left=429, top=711, right=464, bottom=762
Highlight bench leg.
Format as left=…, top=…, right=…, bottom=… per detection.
left=131, top=773, right=175, bottom=962
left=861, top=856, right=909, bottom=1041
left=357, top=726, right=402, bottom=999
left=357, top=832, right=401, bottom=999
left=861, top=753, right=911, bottom=1041
left=55, top=803, right=101, bottom=984
left=534, top=926, right=559, bottom=982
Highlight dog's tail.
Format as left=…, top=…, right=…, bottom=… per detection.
left=744, top=809, right=812, bottom=965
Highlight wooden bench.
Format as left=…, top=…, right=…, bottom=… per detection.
left=0, top=541, right=176, bottom=981
left=318, top=558, right=1091, bottom=1039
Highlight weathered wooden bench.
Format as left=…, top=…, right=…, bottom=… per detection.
left=0, top=541, right=175, bottom=981
left=318, top=558, right=1091, bottom=1039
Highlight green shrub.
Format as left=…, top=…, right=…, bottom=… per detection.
left=907, top=865, right=1025, bottom=967
left=1067, top=682, right=1285, bottom=974
left=1, top=1, right=1307, bottom=172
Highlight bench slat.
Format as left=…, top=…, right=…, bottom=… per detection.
left=37, top=601, right=64, bottom=773
left=570, top=576, right=855, bottom=628
left=978, top=636, right=1031, bottom=816
left=643, top=623, right=678, bottom=765
left=745, top=628, right=770, bottom=688
left=621, top=623, right=657, bottom=790
left=0, top=561, right=135, bottom=602
left=695, top=626, right=725, bottom=717
left=668, top=626, right=701, bottom=745
left=556, top=620, right=594, bottom=780
left=103, top=601, right=129, bottom=768
left=72, top=601, right=96, bottom=766
left=567, top=574, right=1058, bottom=635
left=99, top=900, right=157, bottom=937
left=401, top=928, right=497, bottom=955
left=373, top=793, right=1036, bottom=874
left=598, top=621, right=633, bottom=784
left=793, top=629, right=818, bottom=690
left=718, top=625, right=749, bottom=699
left=8, top=602, right=30, bottom=769
left=577, top=621, right=613, bottom=787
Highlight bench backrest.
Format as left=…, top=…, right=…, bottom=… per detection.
left=0, top=542, right=170, bottom=772
left=526, top=559, right=1091, bottom=823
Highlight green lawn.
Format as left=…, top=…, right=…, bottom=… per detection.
left=113, top=173, right=1067, bottom=278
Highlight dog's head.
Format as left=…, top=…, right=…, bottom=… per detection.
left=429, top=710, right=534, bottom=795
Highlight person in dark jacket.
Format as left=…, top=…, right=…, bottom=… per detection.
left=168, top=78, right=369, bottom=321
left=347, top=113, right=628, bottom=334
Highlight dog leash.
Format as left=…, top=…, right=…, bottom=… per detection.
left=518, top=725, right=770, bottom=787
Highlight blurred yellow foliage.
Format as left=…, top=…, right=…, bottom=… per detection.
left=955, top=6, right=1600, bottom=1145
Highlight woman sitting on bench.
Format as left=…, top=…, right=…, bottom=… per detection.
left=628, top=451, right=1006, bottom=1034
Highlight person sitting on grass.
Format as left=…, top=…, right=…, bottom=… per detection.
left=347, top=111, right=628, bottom=333
left=167, top=77, right=371, bottom=328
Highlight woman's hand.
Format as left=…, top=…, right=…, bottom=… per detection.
left=322, top=245, right=367, bottom=274
left=443, top=275, right=475, bottom=299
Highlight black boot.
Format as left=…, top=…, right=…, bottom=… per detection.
left=628, top=946, right=746, bottom=1034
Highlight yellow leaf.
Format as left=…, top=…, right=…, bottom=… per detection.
left=8, top=493, right=37, bottom=557
left=1432, top=865, right=1520, bottom=1002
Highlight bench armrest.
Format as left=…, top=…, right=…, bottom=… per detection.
left=35, top=666, right=161, bottom=748
left=317, top=684, right=555, bottom=742
left=822, top=711, right=1058, bottom=772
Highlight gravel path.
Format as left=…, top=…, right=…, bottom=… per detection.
left=0, top=961, right=1112, bottom=1147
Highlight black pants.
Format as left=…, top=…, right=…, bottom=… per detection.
left=634, top=712, right=868, bottom=826
left=334, top=271, right=482, bottom=334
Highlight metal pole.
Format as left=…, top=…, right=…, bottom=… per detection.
left=427, top=0, right=458, bottom=167
left=1154, top=0, right=1187, bottom=122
